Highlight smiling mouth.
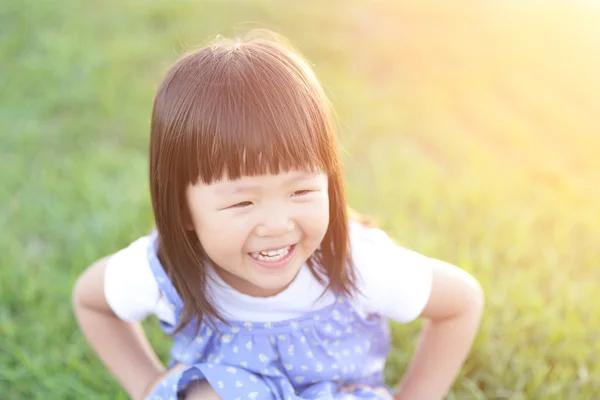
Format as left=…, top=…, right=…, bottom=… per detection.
left=249, top=244, right=295, bottom=262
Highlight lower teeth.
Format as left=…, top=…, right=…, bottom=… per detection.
left=257, top=254, right=284, bottom=261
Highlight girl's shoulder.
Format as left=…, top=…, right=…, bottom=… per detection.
left=103, top=233, right=174, bottom=323
left=347, top=220, right=435, bottom=324
left=348, top=218, right=390, bottom=245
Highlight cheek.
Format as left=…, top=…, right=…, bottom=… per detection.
left=299, top=196, right=330, bottom=238
left=193, top=214, right=252, bottom=257
left=186, top=189, right=250, bottom=259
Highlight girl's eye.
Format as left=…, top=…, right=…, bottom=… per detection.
left=292, top=190, right=313, bottom=197
left=230, top=201, right=253, bottom=209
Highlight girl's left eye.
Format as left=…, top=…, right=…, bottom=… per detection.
left=292, top=190, right=313, bottom=196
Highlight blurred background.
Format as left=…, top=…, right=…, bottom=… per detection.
left=2, top=0, right=600, bottom=398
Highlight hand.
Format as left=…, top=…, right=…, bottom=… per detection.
left=139, top=363, right=187, bottom=400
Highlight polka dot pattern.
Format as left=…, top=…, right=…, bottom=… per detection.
left=145, top=234, right=392, bottom=400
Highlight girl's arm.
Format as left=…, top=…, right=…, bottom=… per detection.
left=393, top=260, right=484, bottom=400
left=72, top=257, right=166, bottom=399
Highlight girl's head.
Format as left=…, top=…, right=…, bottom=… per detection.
left=149, top=30, right=356, bottom=329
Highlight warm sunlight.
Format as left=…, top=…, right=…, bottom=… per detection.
left=361, top=1, right=600, bottom=196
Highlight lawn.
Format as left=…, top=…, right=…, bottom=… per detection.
left=2, top=0, right=600, bottom=398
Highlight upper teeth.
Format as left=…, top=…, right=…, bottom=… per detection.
left=251, top=246, right=291, bottom=259
left=262, top=247, right=286, bottom=256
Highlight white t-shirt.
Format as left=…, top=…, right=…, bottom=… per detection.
left=104, top=221, right=433, bottom=326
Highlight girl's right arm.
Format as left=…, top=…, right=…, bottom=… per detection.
left=72, top=256, right=167, bottom=399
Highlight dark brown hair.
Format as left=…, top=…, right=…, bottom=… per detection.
left=149, top=31, right=357, bottom=333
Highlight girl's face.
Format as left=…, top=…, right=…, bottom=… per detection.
left=186, top=170, right=330, bottom=297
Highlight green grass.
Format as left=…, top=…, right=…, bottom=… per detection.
left=3, top=0, right=600, bottom=398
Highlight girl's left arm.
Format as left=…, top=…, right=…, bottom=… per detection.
left=393, top=259, right=484, bottom=400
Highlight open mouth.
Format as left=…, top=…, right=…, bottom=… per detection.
left=248, top=243, right=298, bottom=268
left=249, top=244, right=295, bottom=262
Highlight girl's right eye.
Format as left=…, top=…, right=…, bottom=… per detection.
left=229, top=201, right=253, bottom=209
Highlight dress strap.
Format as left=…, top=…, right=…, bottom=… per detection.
left=146, top=231, right=184, bottom=333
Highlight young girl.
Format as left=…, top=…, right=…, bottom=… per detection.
left=73, top=31, right=484, bottom=400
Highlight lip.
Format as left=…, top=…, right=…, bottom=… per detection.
left=250, top=243, right=297, bottom=253
left=248, top=244, right=297, bottom=269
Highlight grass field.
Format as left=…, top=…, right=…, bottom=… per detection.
left=2, top=0, right=600, bottom=398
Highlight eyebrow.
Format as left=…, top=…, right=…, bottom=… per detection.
left=218, top=172, right=320, bottom=195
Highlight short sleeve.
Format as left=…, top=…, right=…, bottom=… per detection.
left=350, top=222, right=433, bottom=323
left=103, top=236, right=162, bottom=322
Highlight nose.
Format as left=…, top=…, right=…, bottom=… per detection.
left=255, top=207, right=295, bottom=238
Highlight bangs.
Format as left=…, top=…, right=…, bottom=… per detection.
left=165, top=41, right=336, bottom=185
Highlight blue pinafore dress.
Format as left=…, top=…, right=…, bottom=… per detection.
left=144, top=235, right=394, bottom=400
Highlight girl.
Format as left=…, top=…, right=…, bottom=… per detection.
left=73, top=31, right=484, bottom=400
